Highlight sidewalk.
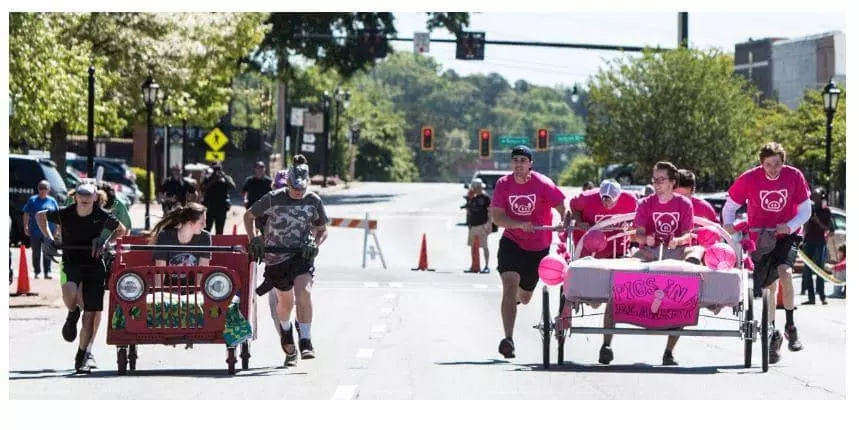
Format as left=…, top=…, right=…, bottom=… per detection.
left=9, top=276, right=63, bottom=308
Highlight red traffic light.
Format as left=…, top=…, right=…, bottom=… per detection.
left=424, top=129, right=432, bottom=137
left=481, top=131, right=489, bottom=140
left=539, top=129, right=547, bottom=137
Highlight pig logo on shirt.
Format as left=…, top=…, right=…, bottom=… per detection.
left=760, top=189, right=788, bottom=212
left=508, top=194, right=536, bottom=216
left=652, top=212, right=680, bottom=235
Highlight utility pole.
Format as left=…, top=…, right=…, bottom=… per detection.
left=86, top=65, right=95, bottom=177
left=677, top=12, right=689, bottom=48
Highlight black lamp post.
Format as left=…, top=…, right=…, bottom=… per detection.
left=164, top=94, right=173, bottom=176
left=321, top=91, right=331, bottom=187
left=821, top=79, right=841, bottom=199
left=86, top=65, right=96, bottom=177
left=332, top=89, right=351, bottom=179
left=142, top=75, right=160, bottom=230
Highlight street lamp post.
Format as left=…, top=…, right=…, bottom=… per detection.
left=86, top=65, right=96, bottom=177
left=821, top=79, right=841, bottom=199
left=321, top=91, right=331, bottom=187
left=164, top=95, right=173, bottom=176
left=142, top=75, right=160, bottom=231
left=332, top=89, right=351, bottom=179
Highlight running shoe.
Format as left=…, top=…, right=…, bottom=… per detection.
left=662, top=350, right=678, bottom=366
left=62, top=307, right=81, bottom=343
left=785, top=325, right=803, bottom=352
left=498, top=337, right=515, bottom=359
left=280, top=325, right=298, bottom=365
left=769, top=329, right=783, bottom=364
left=598, top=345, right=614, bottom=365
left=85, top=352, right=97, bottom=369
left=299, top=338, right=315, bottom=359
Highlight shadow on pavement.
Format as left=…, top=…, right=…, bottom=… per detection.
left=9, top=366, right=303, bottom=380
left=320, top=193, right=399, bottom=206
left=434, top=359, right=513, bottom=366
left=516, top=362, right=752, bottom=374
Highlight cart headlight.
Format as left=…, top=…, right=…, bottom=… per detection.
left=116, top=273, right=144, bottom=302
left=204, top=272, right=232, bottom=301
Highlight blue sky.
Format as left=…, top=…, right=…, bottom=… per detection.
left=389, top=12, right=845, bottom=88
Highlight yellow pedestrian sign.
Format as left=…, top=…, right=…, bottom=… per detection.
left=204, top=128, right=229, bottom=151
left=205, top=151, right=225, bottom=162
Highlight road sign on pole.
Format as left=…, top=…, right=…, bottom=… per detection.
left=205, top=151, right=225, bottom=162
left=554, top=133, right=585, bottom=144
left=301, top=144, right=316, bottom=153
left=497, top=136, right=530, bottom=147
left=303, top=113, right=324, bottom=134
left=290, top=108, right=307, bottom=127
left=303, top=133, right=316, bottom=144
left=203, top=128, right=229, bottom=151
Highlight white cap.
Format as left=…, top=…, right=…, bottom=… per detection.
left=599, top=179, right=621, bottom=201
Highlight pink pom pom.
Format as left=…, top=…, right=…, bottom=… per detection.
left=733, top=220, right=748, bottom=233
left=582, top=230, right=608, bottom=253
left=696, top=226, right=721, bottom=247
left=740, top=238, right=756, bottom=253
left=704, top=243, right=738, bottom=270
left=538, top=254, right=567, bottom=285
left=743, top=256, right=754, bottom=271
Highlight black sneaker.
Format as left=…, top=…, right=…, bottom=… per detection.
left=280, top=325, right=297, bottom=365
left=85, top=352, right=97, bottom=369
left=598, top=345, right=614, bottom=365
left=769, top=329, right=784, bottom=364
left=498, top=337, right=515, bottom=359
left=299, top=338, right=315, bottom=359
left=785, top=325, right=803, bottom=352
left=662, top=350, right=678, bottom=366
left=74, top=349, right=91, bottom=374
left=62, top=308, right=81, bottom=343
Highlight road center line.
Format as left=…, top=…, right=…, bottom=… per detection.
left=331, top=385, right=359, bottom=400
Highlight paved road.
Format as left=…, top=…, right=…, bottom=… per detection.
left=8, top=182, right=846, bottom=399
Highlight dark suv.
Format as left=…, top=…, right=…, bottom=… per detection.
left=10, top=155, right=68, bottom=246
left=66, top=156, right=139, bottom=202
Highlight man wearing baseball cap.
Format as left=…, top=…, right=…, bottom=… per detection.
left=490, top=145, right=569, bottom=359
left=201, top=162, right=236, bottom=234
left=245, top=154, right=329, bottom=365
left=35, top=182, right=127, bottom=374
left=242, top=161, right=273, bottom=233
left=569, top=178, right=639, bottom=364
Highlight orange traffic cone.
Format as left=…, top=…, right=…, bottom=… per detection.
left=11, top=245, right=38, bottom=297
left=776, top=279, right=785, bottom=309
left=468, top=236, right=481, bottom=273
left=411, top=234, right=434, bottom=271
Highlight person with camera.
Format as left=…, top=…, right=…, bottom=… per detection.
left=201, top=162, right=236, bottom=235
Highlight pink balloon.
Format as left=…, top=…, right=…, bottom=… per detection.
left=704, top=243, right=738, bottom=270
left=538, top=254, right=568, bottom=285
left=696, top=226, right=721, bottom=247
left=582, top=230, right=608, bottom=253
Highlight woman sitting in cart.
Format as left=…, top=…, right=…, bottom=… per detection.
left=629, top=161, right=696, bottom=366
left=149, top=203, right=212, bottom=273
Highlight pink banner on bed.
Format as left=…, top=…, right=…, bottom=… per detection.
left=611, top=272, right=701, bottom=329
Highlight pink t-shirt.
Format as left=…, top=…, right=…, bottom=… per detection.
left=727, top=165, right=811, bottom=234
left=570, top=189, right=638, bottom=258
left=491, top=171, right=566, bottom=251
left=634, top=193, right=694, bottom=246
left=690, top=196, right=718, bottom=223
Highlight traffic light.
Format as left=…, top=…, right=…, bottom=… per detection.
left=456, top=32, right=485, bottom=60
left=479, top=129, right=491, bottom=159
left=355, top=29, right=388, bottom=60
left=536, top=128, right=549, bottom=151
left=421, top=126, right=434, bottom=151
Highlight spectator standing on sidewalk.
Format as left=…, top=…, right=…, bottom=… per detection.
left=201, top=162, right=236, bottom=235
left=21, top=180, right=59, bottom=279
left=242, top=161, right=273, bottom=233
left=463, top=178, right=492, bottom=273
left=801, top=188, right=833, bottom=305
left=159, top=166, right=197, bottom=214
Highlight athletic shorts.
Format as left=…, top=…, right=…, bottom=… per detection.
left=496, top=236, right=549, bottom=292
left=753, top=234, right=801, bottom=292
left=261, top=257, right=314, bottom=293
left=64, top=263, right=107, bottom=312
left=467, top=222, right=491, bottom=247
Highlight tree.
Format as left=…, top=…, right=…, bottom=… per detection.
left=585, top=48, right=760, bottom=185
left=558, top=154, right=600, bottom=187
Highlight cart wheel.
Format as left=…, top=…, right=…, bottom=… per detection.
left=227, top=347, right=237, bottom=375
left=128, top=344, right=138, bottom=372
left=744, top=288, right=754, bottom=368
left=557, top=290, right=566, bottom=366
left=541, top=287, right=551, bottom=370
left=117, top=347, right=128, bottom=376
left=761, top=290, right=770, bottom=373
left=240, top=341, right=250, bottom=370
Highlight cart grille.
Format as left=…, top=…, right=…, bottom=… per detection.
left=142, top=268, right=208, bottom=329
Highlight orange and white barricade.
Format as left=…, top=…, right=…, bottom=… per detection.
left=329, top=212, right=386, bottom=269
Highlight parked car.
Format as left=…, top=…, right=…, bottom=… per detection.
left=9, top=155, right=68, bottom=246
left=65, top=165, right=132, bottom=208
left=603, top=164, right=636, bottom=185
left=694, top=192, right=747, bottom=224
left=827, top=207, right=846, bottom=264
left=463, top=170, right=508, bottom=199
left=66, top=155, right=140, bottom=204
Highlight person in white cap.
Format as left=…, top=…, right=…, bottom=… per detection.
left=35, top=183, right=127, bottom=374
left=568, top=178, right=638, bottom=365
left=463, top=178, right=492, bottom=273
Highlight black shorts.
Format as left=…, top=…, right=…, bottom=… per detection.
left=753, top=234, right=801, bottom=292
left=261, top=257, right=314, bottom=293
left=64, top=263, right=107, bottom=312
left=497, top=236, right=549, bottom=292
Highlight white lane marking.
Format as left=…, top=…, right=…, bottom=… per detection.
left=388, top=282, right=403, bottom=288
left=356, top=349, right=374, bottom=360
left=331, top=385, right=359, bottom=400
left=364, top=282, right=380, bottom=288
left=473, top=284, right=488, bottom=289
left=380, top=307, right=393, bottom=316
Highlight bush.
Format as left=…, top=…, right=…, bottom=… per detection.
left=558, top=155, right=601, bottom=187
left=130, top=167, right=156, bottom=202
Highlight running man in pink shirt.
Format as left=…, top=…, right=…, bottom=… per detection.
left=570, top=179, right=638, bottom=365
left=490, top=146, right=568, bottom=359
left=632, top=161, right=695, bottom=365
left=722, top=142, right=812, bottom=364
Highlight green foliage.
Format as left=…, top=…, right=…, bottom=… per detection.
left=585, top=48, right=759, bottom=185
left=558, top=155, right=601, bottom=187
left=130, top=166, right=156, bottom=202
